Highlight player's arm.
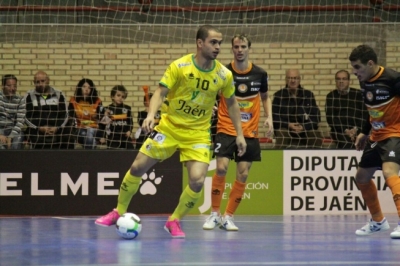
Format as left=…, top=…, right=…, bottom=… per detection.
left=261, top=91, right=273, bottom=137
left=225, top=94, right=247, bottom=156
left=142, top=85, right=168, bottom=133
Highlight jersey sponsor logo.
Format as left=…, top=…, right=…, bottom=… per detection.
left=178, top=62, right=191, bottom=68
left=369, top=109, right=384, bottom=118
left=191, top=91, right=200, bottom=100
left=213, top=77, right=218, bottom=85
left=176, top=99, right=206, bottom=117
left=238, top=101, right=253, bottom=109
left=241, top=112, right=252, bottom=122
left=122, top=108, right=128, bottom=113
left=153, top=133, right=166, bottom=144
left=376, top=89, right=389, bottom=95
left=149, top=131, right=166, bottom=144
left=371, top=121, right=386, bottom=130
left=251, top=81, right=261, bottom=86
left=251, top=87, right=260, bottom=92
left=376, top=95, right=390, bottom=100
left=112, top=120, right=128, bottom=126
left=366, top=91, right=374, bottom=102
left=192, top=144, right=210, bottom=149
left=235, top=76, right=249, bottom=80
left=216, top=69, right=227, bottom=81
left=188, top=73, right=195, bottom=79
left=238, top=84, right=248, bottom=93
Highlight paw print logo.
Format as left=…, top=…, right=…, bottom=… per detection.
left=140, top=169, right=163, bottom=195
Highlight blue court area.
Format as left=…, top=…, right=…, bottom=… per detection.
left=1, top=214, right=400, bottom=265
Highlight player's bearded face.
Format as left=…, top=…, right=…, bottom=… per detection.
left=202, top=31, right=222, bottom=60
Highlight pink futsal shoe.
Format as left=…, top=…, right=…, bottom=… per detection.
left=164, top=218, right=186, bottom=238
left=95, top=209, right=120, bottom=227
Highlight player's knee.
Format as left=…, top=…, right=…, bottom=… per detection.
left=188, top=177, right=205, bottom=193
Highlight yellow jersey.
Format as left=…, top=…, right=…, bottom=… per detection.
left=159, top=54, right=234, bottom=131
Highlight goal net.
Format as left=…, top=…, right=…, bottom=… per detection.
left=0, top=0, right=400, bottom=150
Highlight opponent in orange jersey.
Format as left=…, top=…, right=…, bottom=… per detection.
left=203, top=34, right=273, bottom=231
left=350, top=44, right=400, bottom=239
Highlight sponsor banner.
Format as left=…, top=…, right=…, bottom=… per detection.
left=186, top=150, right=284, bottom=215
left=0, top=151, right=182, bottom=215
left=283, top=150, right=393, bottom=215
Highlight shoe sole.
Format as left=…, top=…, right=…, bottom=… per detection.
left=219, top=225, right=238, bottom=231
left=390, top=233, right=400, bottom=239
left=164, top=226, right=185, bottom=238
left=355, top=227, right=390, bottom=236
left=203, top=223, right=220, bottom=230
left=94, top=221, right=115, bottom=227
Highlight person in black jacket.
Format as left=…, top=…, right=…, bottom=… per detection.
left=272, top=69, right=322, bottom=149
left=25, top=71, right=71, bottom=149
left=98, top=85, right=134, bottom=149
left=325, top=70, right=367, bottom=149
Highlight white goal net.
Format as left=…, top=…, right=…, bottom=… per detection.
left=0, top=0, right=400, bottom=149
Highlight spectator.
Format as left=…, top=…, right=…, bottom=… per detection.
left=0, top=74, right=26, bottom=149
left=325, top=70, right=367, bottom=149
left=272, top=69, right=322, bottom=149
left=69, top=78, right=102, bottom=149
left=135, top=93, right=161, bottom=149
left=25, top=71, right=71, bottom=149
left=98, top=85, right=134, bottom=149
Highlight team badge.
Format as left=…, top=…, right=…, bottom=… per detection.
left=238, top=84, right=248, bottom=93
left=366, top=91, right=373, bottom=102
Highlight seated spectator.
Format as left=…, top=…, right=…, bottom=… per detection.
left=0, top=74, right=26, bottom=149
left=272, top=69, right=322, bottom=149
left=325, top=70, right=367, bottom=149
left=135, top=92, right=162, bottom=150
left=99, top=85, right=134, bottom=149
left=25, top=71, right=72, bottom=149
left=69, top=78, right=103, bottom=149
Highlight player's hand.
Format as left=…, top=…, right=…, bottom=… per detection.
left=0, top=135, right=7, bottom=144
left=142, top=117, right=155, bottom=134
left=236, top=135, right=247, bottom=157
left=264, top=116, right=274, bottom=138
left=355, top=133, right=367, bottom=151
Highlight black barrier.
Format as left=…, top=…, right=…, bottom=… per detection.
left=0, top=151, right=182, bottom=216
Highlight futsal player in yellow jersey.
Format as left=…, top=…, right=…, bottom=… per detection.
left=95, top=25, right=247, bottom=238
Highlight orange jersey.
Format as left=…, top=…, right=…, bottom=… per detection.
left=361, top=67, right=400, bottom=141
left=69, top=97, right=102, bottom=128
left=217, top=62, right=268, bottom=138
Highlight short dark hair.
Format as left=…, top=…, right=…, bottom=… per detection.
left=74, top=78, right=99, bottom=104
left=335, top=70, right=350, bottom=80
left=231, top=34, right=252, bottom=48
left=111, top=85, right=128, bottom=98
left=196, top=25, right=221, bottom=42
left=349, top=45, right=378, bottom=65
left=2, top=74, right=17, bottom=87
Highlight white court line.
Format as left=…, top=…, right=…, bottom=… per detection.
left=50, top=216, right=372, bottom=225
left=72, top=262, right=400, bottom=266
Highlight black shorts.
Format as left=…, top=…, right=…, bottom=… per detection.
left=213, top=132, right=261, bottom=162
left=358, top=137, right=400, bottom=169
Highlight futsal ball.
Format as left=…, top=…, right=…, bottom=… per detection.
left=116, top=213, right=142, bottom=239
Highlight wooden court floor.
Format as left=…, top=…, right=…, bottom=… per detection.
left=1, top=214, right=400, bottom=265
